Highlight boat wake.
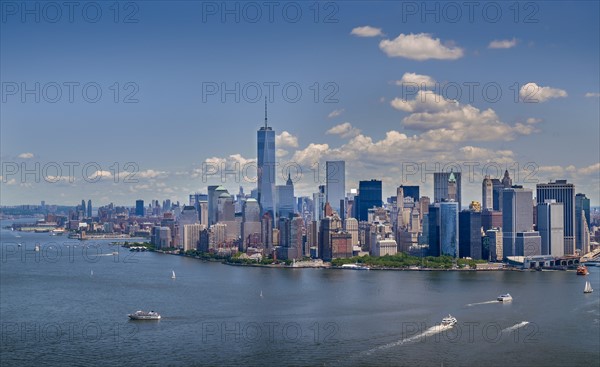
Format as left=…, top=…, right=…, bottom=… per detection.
left=502, top=321, right=529, bottom=333
left=466, top=300, right=498, bottom=307
left=362, top=324, right=453, bottom=356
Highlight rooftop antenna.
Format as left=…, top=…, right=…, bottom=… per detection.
left=264, top=97, right=268, bottom=128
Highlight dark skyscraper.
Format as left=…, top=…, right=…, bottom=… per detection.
left=536, top=180, right=576, bottom=255
left=135, top=200, right=145, bottom=217
left=355, top=180, right=382, bottom=222
left=257, top=99, right=276, bottom=218
left=433, top=171, right=462, bottom=209
left=427, top=205, right=440, bottom=257
left=459, top=210, right=482, bottom=259
left=399, top=185, right=420, bottom=203
left=87, top=199, right=92, bottom=218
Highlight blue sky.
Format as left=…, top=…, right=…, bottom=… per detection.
left=1, top=1, right=599, bottom=206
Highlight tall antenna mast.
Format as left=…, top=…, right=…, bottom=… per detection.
left=264, top=97, right=268, bottom=128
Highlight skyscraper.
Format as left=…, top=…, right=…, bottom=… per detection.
left=355, top=180, right=382, bottom=222
left=87, top=199, right=92, bottom=218
left=135, top=200, right=144, bottom=217
left=536, top=180, right=576, bottom=255
left=433, top=171, right=462, bottom=209
left=276, top=173, right=295, bottom=219
left=459, top=209, right=482, bottom=259
left=440, top=201, right=459, bottom=257
left=575, top=193, right=591, bottom=254
left=502, top=187, right=533, bottom=258
left=482, top=176, right=493, bottom=211
left=491, top=178, right=503, bottom=211
left=537, top=200, right=564, bottom=256
left=326, top=161, right=345, bottom=215
left=207, top=185, right=219, bottom=226
left=257, top=99, right=276, bottom=218
left=427, top=204, right=440, bottom=257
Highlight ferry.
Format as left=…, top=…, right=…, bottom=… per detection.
left=341, top=263, right=371, bottom=270
left=128, top=310, right=161, bottom=320
left=497, top=293, right=513, bottom=302
left=576, top=265, right=589, bottom=275
left=441, top=315, right=457, bottom=327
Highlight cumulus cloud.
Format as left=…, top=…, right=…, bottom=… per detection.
left=276, top=131, right=299, bottom=148
left=379, top=33, right=463, bottom=60
left=519, top=82, right=567, bottom=102
left=328, top=109, right=345, bottom=118
left=136, top=169, right=167, bottom=179
left=395, top=72, right=436, bottom=88
left=326, top=122, right=362, bottom=138
left=488, top=38, right=517, bottom=49
left=17, top=152, right=34, bottom=159
left=391, top=91, right=539, bottom=141
left=350, top=26, right=383, bottom=37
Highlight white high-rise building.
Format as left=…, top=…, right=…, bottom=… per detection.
left=326, top=161, right=346, bottom=215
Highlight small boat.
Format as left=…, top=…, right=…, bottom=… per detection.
left=128, top=310, right=161, bottom=320
left=90, top=270, right=93, bottom=276
left=171, top=270, right=176, bottom=279
left=441, top=315, right=457, bottom=327
left=34, top=245, right=40, bottom=252
left=260, top=290, right=263, bottom=298
left=341, top=263, right=371, bottom=270
left=498, top=293, right=513, bottom=302
left=584, top=281, right=593, bottom=294
left=576, top=265, right=589, bottom=275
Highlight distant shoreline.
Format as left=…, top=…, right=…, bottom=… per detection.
left=149, top=250, right=517, bottom=272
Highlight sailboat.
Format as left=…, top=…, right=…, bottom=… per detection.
left=171, top=270, right=176, bottom=279
left=260, top=290, right=263, bottom=298
left=584, top=281, right=593, bottom=294
left=90, top=270, right=93, bottom=276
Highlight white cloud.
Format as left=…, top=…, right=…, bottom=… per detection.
left=578, top=162, right=600, bottom=176
left=326, top=122, right=362, bottom=138
left=519, top=82, right=567, bottom=102
left=17, top=152, right=34, bottom=159
left=328, top=109, right=345, bottom=118
left=379, top=33, right=463, bottom=61
left=136, top=169, right=167, bottom=179
left=488, top=38, right=517, bottom=49
left=395, top=72, right=436, bottom=88
left=350, top=26, right=383, bottom=37
left=391, top=91, right=539, bottom=141
left=585, top=92, right=600, bottom=98
left=276, top=131, right=299, bottom=148
left=526, top=117, right=542, bottom=124
left=276, top=149, right=289, bottom=158
left=290, top=143, right=330, bottom=166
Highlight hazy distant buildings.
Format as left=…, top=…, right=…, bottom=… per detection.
left=326, top=161, right=345, bottom=215
left=434, top=171, right=462, bottom=209
left=536, top=180, right=576, bottom=255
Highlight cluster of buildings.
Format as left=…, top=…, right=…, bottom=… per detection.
left=29, top=107, right=596, bottom=265
left=136, top=108, right=597, bottom=264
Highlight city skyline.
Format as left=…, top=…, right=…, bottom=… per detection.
left=1, top=2, right=599, bottom=206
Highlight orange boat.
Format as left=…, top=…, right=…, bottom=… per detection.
left=576, top=265, right=589, bottom=275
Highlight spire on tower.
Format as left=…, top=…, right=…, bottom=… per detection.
left=264, top=97, right=268, bottom=128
